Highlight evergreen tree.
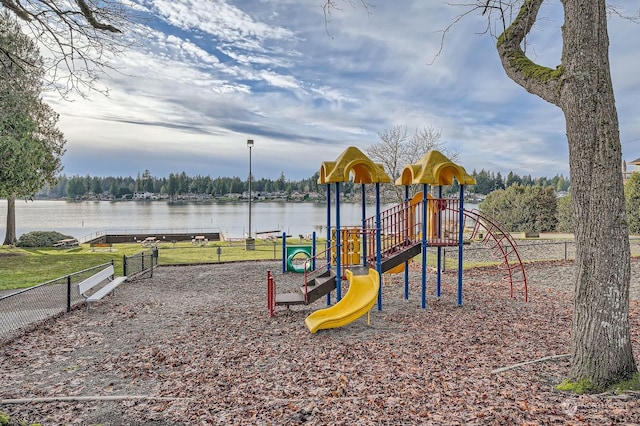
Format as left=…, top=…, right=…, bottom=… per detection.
left=91, top=177, right=102, bottom=195
left=0, top=11, right=65, bottom=244
left=66, top=176, right=87, bottom=198
left=505, top=171, right=521, bottom=187
left=109, top=180, right=119, bottom=199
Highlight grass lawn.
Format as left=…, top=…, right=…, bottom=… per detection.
left=0, top=237, right=492, bottom=292
left=0, top=238, right=309, bottom=291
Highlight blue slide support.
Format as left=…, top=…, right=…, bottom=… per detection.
left=326, top=184, right=331, bottom=306
left=335, top=181, right=342, bottom=301
left=458, top=184, right=465, bottom=306
left=404, top=185, right=410, bottom=300
left=436, top=185, right=443, bottom=298
left=421, top=183, right=428, bottom=309
left=281, top=232, right=287, bottom=273
left=361, top=185, right=367, bottom=267
left=375, top=182, right=383, bottom=310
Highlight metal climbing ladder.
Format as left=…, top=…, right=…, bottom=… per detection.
left=461, top=208, right=528, bottom=302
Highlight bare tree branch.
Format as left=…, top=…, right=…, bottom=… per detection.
left=0, top=0, right=139, bottom=96
left=322, top=0, right=373, bottom=37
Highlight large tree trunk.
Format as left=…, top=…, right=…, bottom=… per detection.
left=3, top=194, right=17, bottom=245
left=561, top=0, right=636, bottom=388
left=496, top=0, right=636, bottom=391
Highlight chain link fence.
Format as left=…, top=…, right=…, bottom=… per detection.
left=123, top=248, right=159, bottom=278
left=1, top=249, right=158, bottom=342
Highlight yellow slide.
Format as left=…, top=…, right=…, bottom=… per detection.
left=304, top=268, right=380, bottom=333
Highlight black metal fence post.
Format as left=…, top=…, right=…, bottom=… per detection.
left=150, top=248, right=158, bottom=278
left=123, top=254, right=128, bottom=276
left=66, top=275, right=71, bottom=312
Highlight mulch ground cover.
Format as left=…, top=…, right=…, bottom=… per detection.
left=1, top=259, right=639, bottom=425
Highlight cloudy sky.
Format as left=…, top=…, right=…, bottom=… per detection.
left=45, top=0, right=640, bottom=182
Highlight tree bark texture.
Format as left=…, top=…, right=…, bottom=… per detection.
left=496, top=0, right=636, bottom=390
left=3, top=194, right=17, bottom=245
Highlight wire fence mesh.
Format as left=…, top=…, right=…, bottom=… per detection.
left=0, top=263, right=111, bottom=341
left=1, top=249, right=158, bottom=342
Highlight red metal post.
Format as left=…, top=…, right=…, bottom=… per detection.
left=267, top=270, right=275, bottom=317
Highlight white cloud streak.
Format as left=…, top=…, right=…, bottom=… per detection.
left=44, top=0, right=639, bottom=182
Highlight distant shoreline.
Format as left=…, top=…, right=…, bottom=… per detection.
left=27, top=195, right=486, bottom=205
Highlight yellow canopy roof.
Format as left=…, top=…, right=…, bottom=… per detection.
left=318, top=146, right=392, bottom=184
left=395, top=151, right=476, bottom=186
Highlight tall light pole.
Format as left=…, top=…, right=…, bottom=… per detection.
left=246, top=139, right=255, bottom=250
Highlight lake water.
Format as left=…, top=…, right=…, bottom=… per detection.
left=0, top=199, right=479, bottom=242
left=0, top=199, right=377, bottom=242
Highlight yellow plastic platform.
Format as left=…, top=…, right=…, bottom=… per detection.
left=304, top=268, right=380, bottom=333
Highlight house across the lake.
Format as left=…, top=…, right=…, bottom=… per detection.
left=623, top=158, right=640, bottom=184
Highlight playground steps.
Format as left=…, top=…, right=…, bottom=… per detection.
left=274, top=270, right=337, bottom=306
left=274, top=292, right=306, bottom=306
left=305, top=270, right=337, bottom=304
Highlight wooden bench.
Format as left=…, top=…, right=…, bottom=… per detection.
left=90, top=242, right=113, bottom=252
left=77, top=264, right=127, bottom=309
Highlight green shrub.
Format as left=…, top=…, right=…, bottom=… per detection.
left=625, top=173, right=640, bottom=233
left=16, top=231, right=74, bottom=248
left=479, top=184, right=558, bottom=233
left=556, top=194, right=573, bottom=233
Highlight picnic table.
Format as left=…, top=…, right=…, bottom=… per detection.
left=141, top=237, right=158, bottom=247
left=192, top=235, right=208, bottom=246
left=54, top=238, right=79, bottom=249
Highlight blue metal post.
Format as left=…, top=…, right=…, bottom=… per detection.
left=457, top=184, right=465, bottom=305
left=335, top=182, right=342, bottom=301
left=376, top=182, right=383, bottom=310
left=282, top=232, right=287, bottom=273
left=312, top=231, right=317, bottom=270
left=361, top=184, right=367, bottom=267
left=421, top=184, right=428, bottom=309
left=436, top=185, right=443, bottom=298
left=404, top=185, right=410, bottom=300
left=326, top=184, right=332, bottom=306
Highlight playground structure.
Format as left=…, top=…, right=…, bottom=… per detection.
left=267, top=147, right=528, bottom=333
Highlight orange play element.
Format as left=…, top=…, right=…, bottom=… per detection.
left=330, top=227, right=361, bottom=266
left=408, top=191, right=439, bottom=240
left=386, top=263, right=405, bottom=274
